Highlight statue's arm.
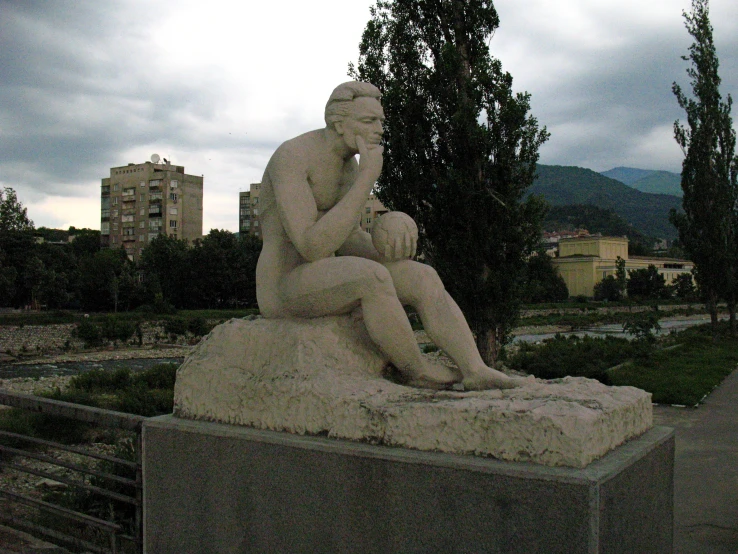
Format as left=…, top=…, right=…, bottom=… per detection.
left=270, top=138, right=382, bottom=262
left=336, top=225, right=382, bottom=261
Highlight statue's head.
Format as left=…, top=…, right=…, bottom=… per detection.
left=325, top=81, right=384, bottom=151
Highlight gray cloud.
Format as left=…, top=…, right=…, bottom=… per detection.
left=2, top=0, right=738, bottom=229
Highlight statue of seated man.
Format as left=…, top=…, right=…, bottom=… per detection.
left=256, top=81, right=527, bottom=390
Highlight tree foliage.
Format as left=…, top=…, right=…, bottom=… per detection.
left=670, top=0, right=738, bottom=334
left=351, top=0, right=549, bottom=363
left=626, top=265, right=670, bottom=301
left=523, top=253, right=568, bottom=303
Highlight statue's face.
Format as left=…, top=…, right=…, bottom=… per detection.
left=338, top=96, right=385, bottom=151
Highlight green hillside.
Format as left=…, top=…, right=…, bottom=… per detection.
left=531, top=165, right=681, bottom=239
left=628, top=170, right=682, bottom=197
left=600, top=167, right=653, bottom=185
left=544, top=205, right=652, bottom=246
left=601, top=167, right=683, bottom=197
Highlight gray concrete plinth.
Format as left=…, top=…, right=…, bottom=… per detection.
left=143, top=416, right=673, bottom=554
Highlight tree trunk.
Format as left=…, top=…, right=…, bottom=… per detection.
left=728, top=301, right=736, bottom=335
left=706, top=294, right=719, bottom=341
left=476, top=326, right=500, bottom=367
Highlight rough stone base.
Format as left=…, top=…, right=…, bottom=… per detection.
left=143, top=416, right=674, bottom=554
left=174, top=317, right=652, bottom=468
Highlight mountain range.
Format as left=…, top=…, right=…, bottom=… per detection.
left=530, top=165, right=682, bottom=240
left=600, top=167, right=682, bottom=197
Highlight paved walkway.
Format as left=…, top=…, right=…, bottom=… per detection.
left=654, top=369, right=738, bottom=553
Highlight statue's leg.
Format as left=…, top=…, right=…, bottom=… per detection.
left=385, top=260, right=529, bottom=390
left=279, top=257, right=459, bottom=388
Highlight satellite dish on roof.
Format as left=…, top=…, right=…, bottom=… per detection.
left=151, top=154, right=160, bottom=163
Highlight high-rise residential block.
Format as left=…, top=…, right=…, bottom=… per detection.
left=101, top=160, right=203, bottom=261
left=239, top=183, right=262, bottom=238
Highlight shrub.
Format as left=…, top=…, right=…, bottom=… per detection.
left=163, top=316, right=187, bottom=339
left=74, top=319, right=103, bottom=348
left=594, top=276, right=623, bottom=302
left=622, top=312, right=661, bottom=343
left=508, top=334, right=650, bottom=383
left=100, top=315, right=135, bottom=345
left=187, top=316, right=210, bottom=337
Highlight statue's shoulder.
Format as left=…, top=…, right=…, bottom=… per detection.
left=271, top=130, right=324, bottom=165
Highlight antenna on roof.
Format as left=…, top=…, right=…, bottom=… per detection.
left=151, top=154, right=160, bottom=163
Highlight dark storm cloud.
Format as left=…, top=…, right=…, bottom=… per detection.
left=0, top=1, right=235, bottom=197
left=495, top=0, right=738, bottom=172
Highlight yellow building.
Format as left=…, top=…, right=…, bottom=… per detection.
left=552, top=236, right=693, bottom=297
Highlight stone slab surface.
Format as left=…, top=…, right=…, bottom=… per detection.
left=174, top=317, right=653, bottom=467
left=143, top=416, right=674, bottom=554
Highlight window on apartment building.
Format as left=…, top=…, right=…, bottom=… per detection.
left=169, top=207, right=178, bottom=215
left=366, top=207, right=370, bottom=213
left=140, top=181, right=146, bottom=187
left=122, top=215, right=134, bottom=223
left=101, top=209, right=110, bottom=219
left=149, top=179, right=162, bottom=187
left=140, top=194, right=146, bottom=202
left=112, top=223, right=119, bottom=231
left=169, top=220, right=178, bottom=228
left=111, top=209, right=118, bottom=218
left=241, top=196, right=248, bottom=205
left=139, top=235, right=145, bottom=242
left=242, top=220, right=251, bottom=229
left=148, top=232, right=159, bottom=241
left=112, top=236, right=117, bottom=243
left=101, top=222, right=110, bottom=235
left=112, top=197, right=119, bottom=205
left=169, top=193, right=178, bottom=202
left=170, top=180, right=178, bottom=188
left=252, top=198, right=259, bottom=205
left=113, top=184, right=119, bottom=191
left=139, top=221, right=145, bottom=229
left=366, top=218, right=371, bottom=224
left=253, top=208, right=258, bottom=215
left=140, top=208, right=145, bottom=216
left=254, top=221, right=259, bottom=227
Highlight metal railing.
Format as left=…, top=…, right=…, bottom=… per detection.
left=0, top=391, right=145, bottom=553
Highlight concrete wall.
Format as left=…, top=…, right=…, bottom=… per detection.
left=143, top=417, right=674, bottom=554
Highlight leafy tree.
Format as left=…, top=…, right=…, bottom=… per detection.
left=139, top=235, right=191, bottom=308
left=0, top=188, right=33, bottom=233
left=594, top=276, right=623, bottom=302
left=672, top=272, right=697, bottom=300
left=351, top=0, right=549, bottom=364
left=671, top=0, right=738, bottom=335
left=523, top=253, right=568, bottom=303
left=615, top=256, right=627, bottom=296
left=78, top=248, right=137, bottom=312
left=626, top=265, right=670, bottom=301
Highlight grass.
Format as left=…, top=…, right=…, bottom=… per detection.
left=507, top=322, right=738, bottom=406
left=609, top=324, right=738, bottom=405
left=0, top=363, right=179, bottom=446
left=0, top=308, right=259, bottom=327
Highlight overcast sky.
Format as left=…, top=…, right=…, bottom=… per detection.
left=1, top=0, right=737, bottom=232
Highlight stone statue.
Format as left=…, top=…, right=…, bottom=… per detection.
left=255, top=81, right=528, bottom=391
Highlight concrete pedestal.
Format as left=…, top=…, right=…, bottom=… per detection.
left=143, top=416, right=673, bottom=554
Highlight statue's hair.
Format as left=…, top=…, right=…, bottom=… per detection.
left=325, top=81, right=382, bottom=129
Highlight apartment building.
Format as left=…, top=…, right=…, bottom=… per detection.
left=361, top=193, right=389, bottom=233
left=239, top=183, right=261, bottom=238
left=238, top=188, right=387, bottom=239
left=101, top=159, right=203, bottom=261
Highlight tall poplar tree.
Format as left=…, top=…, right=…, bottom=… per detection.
left=350, top=0, right=549, bottom=364
left=671, top=0, right=738, bottom=335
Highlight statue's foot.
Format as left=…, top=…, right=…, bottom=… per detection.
left=405, top=360, right=462, bottom=390
left=462, top=367, right=535, bottom=391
